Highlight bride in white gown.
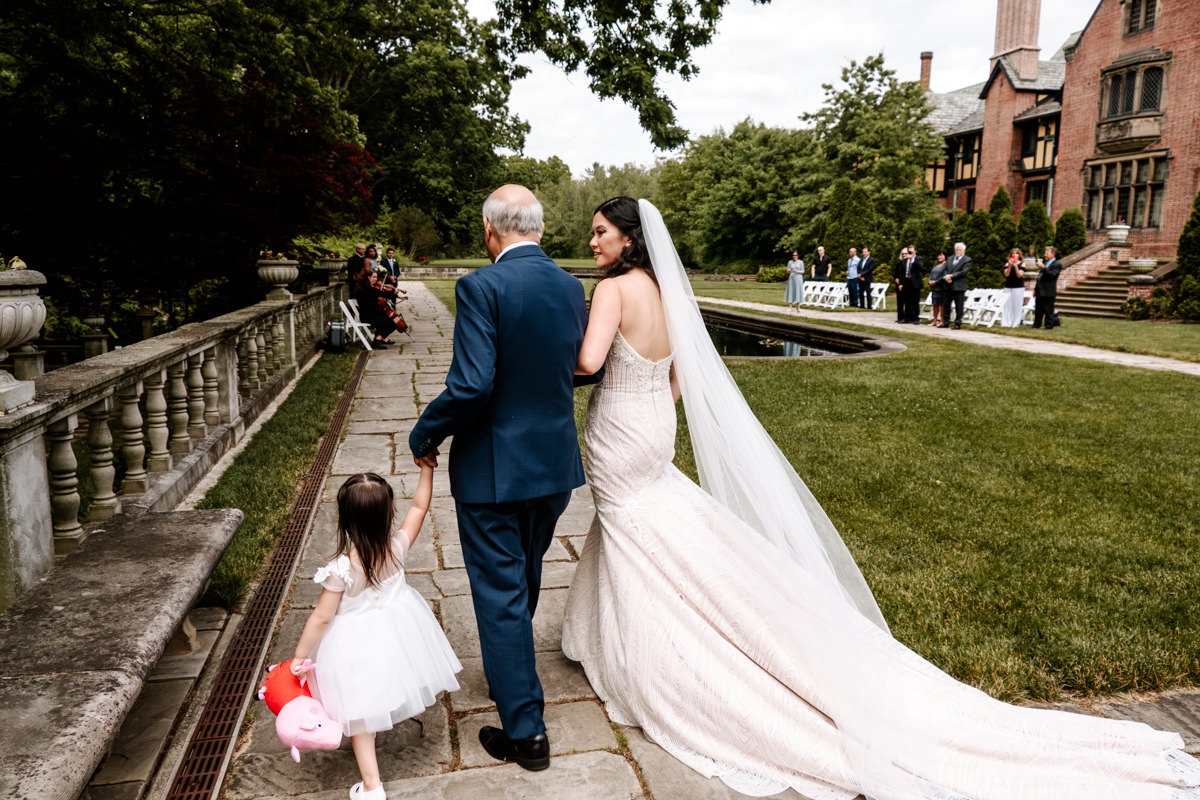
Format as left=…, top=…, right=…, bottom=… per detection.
left=561, top=196, right=1200, bottom=800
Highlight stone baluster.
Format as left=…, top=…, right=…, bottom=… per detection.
left=144, top=369, right=172, bottom=473
left=85, top=398, right=121, bottom=521
left=246, top=326, right=260, bottom=393
left=273, top=314, right=287, bottom=371
left=46, top=415, right=83, bottom=554
left=186, top=352, right=206, bottom=440
left=236, top=333, right=250, bottom=399
left=203, top=346, right=221, bottom=427
left=259, top=323, right=274, bottom=379
left=167, top=360, right=191, bottom=455
left=117, top=381, right=148, bottom=493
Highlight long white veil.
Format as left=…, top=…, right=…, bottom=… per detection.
left=639, top=199, right=888, bottom=631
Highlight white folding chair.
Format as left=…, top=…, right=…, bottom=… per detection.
left=919, top=293, right=933, bottom=320
left=870, top=283, right=888, bottom=310
left=977, top=290, right=1005, bottom=328
left=962, top=290, right=985, bottom=326
left=1021, top=291, right=1036, bottom=326
left=339, top=300, right=374, bottom=350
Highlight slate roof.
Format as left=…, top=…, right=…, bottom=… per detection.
left=925, top=82, right=985, bottom=135
left=983, top=56, right=1066, bottom=95
left=1012, top=98, right=1062, bottom=122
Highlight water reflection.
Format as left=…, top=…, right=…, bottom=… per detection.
left=706, top=325, right=835, bottom=358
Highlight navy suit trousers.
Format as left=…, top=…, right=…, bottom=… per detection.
left=456, top=490, right=572, bottom=740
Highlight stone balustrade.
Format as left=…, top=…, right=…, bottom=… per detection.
left=0, top=284, right=345, bottom=610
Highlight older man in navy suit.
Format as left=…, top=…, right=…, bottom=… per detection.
left=409, top=184, right=599, bottom=771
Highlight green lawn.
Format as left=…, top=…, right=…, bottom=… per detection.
left=199, top=349, right=360, bottom=607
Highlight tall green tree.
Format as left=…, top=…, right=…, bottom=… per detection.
left=784, top=54, right=944, bottom=259
left=535, top=163, right=661, bottom=259
left=1054, top=208, right=1088, bottom=256
left=1174, top=187, right=1200, bottom=321
left=658, top=120, right=818, bottom=269
left=823, top=178, right=877, bottom=278
left=1017, top=200, right=1055, bottom=255
left=988, top=187, right=1018, bottom=253
left=963, top=210, right=1004, bottom=288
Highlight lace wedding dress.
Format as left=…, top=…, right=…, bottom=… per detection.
left=561, top=333, right=1200, bottom=800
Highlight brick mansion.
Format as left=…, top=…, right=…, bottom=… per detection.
left=923, top=0, right=1198, bottom=258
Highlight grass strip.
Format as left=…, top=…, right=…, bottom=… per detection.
left=198, top=349, right=359, bottom=608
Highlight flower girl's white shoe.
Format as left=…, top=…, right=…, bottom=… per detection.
left=349, top=782, right=386, bottom=800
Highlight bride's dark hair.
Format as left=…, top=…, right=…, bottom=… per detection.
left=594, top=196, right=655, bottom=284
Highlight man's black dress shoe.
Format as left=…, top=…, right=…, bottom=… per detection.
left=479, top=726, right=550, bottom=771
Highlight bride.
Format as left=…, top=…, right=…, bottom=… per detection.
left=561, top=196, right=1200, bottom=800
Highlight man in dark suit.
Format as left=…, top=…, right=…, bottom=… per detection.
left=381, top=248, right=401, bottom=281
left=892, top=246, right=923, bottom=323
left=1033, top=245, right=1063, bottom=328
left=345, top=243, right=366, bottom=280
left=857, top=246, right=876, bottom=309
left=409, top=184, right=600, bottom=772
left=943, top=242, right=972, bottom=329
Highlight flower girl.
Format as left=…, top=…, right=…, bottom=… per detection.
left=292, top=467, right=461, bottom=800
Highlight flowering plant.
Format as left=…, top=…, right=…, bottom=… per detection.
left=258, top=249, right=289, bottom=259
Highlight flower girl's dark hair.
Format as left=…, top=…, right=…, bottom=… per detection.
left=594, top=196, right=656, bottom=285
left=335, top=473, right=398, bottom=588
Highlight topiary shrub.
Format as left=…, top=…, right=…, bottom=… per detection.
left=1054, top=207, right=1087, bottom=256
left=1174, top=187, right=1200, bottom=321
left=756, top=266, right=789, bottom=283
left=1121, top=297, right=1150, bottom=320
left=1017, top=200, right=1055, bottom=255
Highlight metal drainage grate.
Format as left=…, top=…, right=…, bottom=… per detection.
left=165, top=350, right=369, bottom=800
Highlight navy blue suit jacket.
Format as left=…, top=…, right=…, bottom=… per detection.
left=409, top=244, right=597, bottom=504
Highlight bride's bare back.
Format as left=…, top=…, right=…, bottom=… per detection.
left=577, top=268, right=670, bottom=373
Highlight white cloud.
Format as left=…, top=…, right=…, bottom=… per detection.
left=477, top=0, right=1099, bottom=175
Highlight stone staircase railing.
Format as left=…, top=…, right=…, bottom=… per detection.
left=0, top=282, right=346, bottom=611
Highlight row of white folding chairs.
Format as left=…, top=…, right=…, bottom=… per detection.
left=801, top=281, right=888, bottom=310
left=919, top=290, right=1037, bottom=327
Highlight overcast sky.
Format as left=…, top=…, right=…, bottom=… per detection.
left=467, top=0, right=1101, bottom=176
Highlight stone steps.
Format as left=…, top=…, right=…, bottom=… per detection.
left=1058, top=265, right=1134, bottom=318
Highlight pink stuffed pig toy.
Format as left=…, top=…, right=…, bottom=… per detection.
left=257, top=659, right=342, bottom=762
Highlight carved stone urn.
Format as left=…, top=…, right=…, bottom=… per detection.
left=0, top=269, right=48, bottom=412
left=257, top=259, right=300, bottom=301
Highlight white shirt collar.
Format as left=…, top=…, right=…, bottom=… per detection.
left=496, top=240, right=539, bottom=261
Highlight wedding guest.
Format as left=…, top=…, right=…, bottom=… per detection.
left=381, top=248, right=401, bottom=281
left=857, top=246, right=876, bottom=309
left=943, top=242, right=971, bottom=329
left=846, top=248, right=861, bottom=309
left=353, top=264, right=400, bottom=347
left=1001, top=248, right=1026, bottom=327
left=347, top=243, right=367, bottom=280
left=784, top=251, right=805, bottom=311
left=1033, top=246, right=1062, bottom=329
left=892, top=246, right=922, bottom=324
left=810, top=246, right=831, bottom=282
left=928, top=251, right=948, bottom=328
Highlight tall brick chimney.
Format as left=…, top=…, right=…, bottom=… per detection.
left=991, top=0, right=1041, bottom=81
left=920, top=52, right=933, bottom=90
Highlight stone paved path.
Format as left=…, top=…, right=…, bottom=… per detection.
left=696, top=297, right=1200, bottom=377
left=220, top=283, right=1199, bottom=800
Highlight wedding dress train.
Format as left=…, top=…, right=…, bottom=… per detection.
left=561, top=327, right=1200, bottom=800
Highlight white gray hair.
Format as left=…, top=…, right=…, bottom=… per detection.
left=483, top=193, right=544, bottom=236
left=954, top=241, right=966, bottom=251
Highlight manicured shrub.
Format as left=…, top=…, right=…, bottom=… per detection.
left=1054, top=207, right=1087, bottom=256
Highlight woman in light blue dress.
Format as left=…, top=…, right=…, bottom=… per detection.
left=784, top=251, right=805, bottom=310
